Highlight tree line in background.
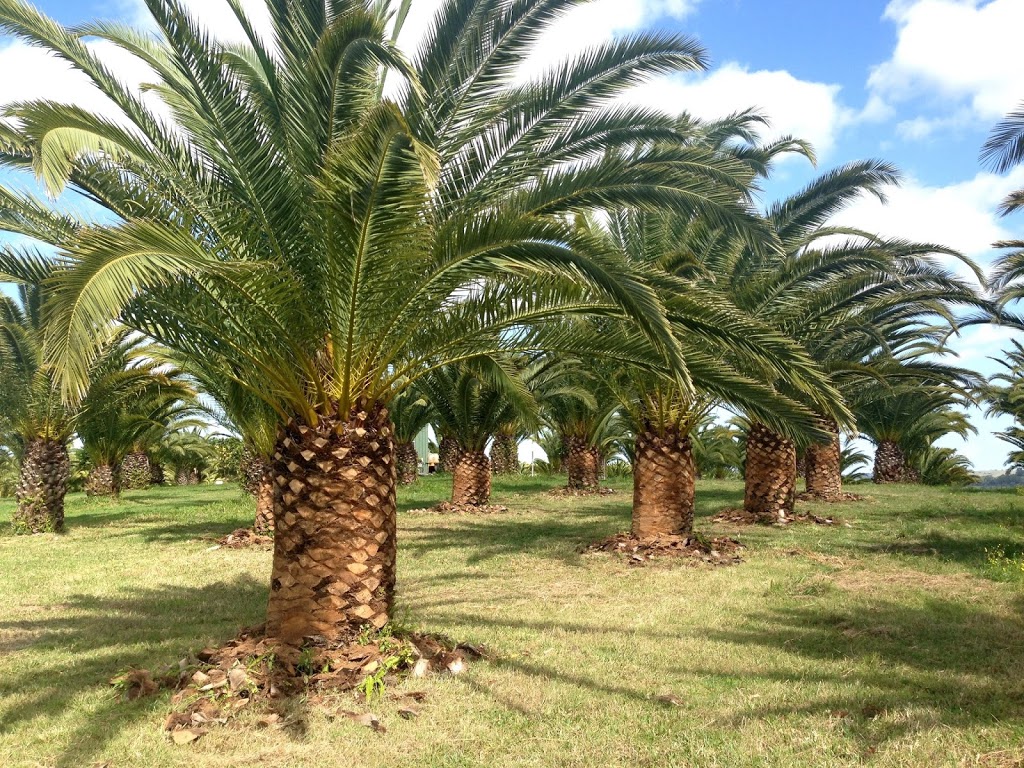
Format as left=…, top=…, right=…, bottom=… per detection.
left=0, top=0, right=1021, bottom=648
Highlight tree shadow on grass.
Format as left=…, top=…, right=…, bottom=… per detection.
left=400, top=503, right=631, bottom=566
left=696, top=593, right=1024, bottom=745
left=0, top=576, right=267, bottom=767
left=852, top=531, right=1024, bottom=572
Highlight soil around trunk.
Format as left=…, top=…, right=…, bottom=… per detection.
left=583, top=532, right=743, bottom=566
left=547, top=486, right=617, bottom=497
left=407, top=501, right=510, bottom=515
left=118, top=625, right=485, bottom=745
left=713, top=508, right=843, bottom=526
left=213, top=528, right=274, bottom=549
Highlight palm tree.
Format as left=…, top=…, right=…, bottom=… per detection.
left=390, top=389, right=434, bottom=485
left=981, top=102, right=1024, bottom=216
left=154, top=429, right=215, bottom=486
left=855, top=381, right=976, bottom=483
left=75, top=335, right=196, bottom=496
left=418, top=360, right=537, bottom=506
left=0, top=252, right=72, bottom=533
left=0, top=0, right=757, bottom=643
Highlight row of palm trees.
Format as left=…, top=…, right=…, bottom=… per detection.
left=0, top=0, right=1008, bottom=648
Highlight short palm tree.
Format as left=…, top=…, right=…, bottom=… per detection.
left=389, top=389, right=434, bottom=486
left=75, top=335, right=196, bottom=496
left=0, top=252, right=73, bottom=533
left=0, top=0, right=757, bottom=643
left=418, top=360, right=537, bottom=506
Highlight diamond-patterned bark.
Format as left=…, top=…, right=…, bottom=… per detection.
left=873, top=440, right=905, bottom=484
left=266, top=405, right=396, bottom=646
left=121, top=451, right=152, bottom=490
left=490, top=434, right=519, bottom=475
left=565, top=435, right=601, bottom=491
left=632, top=427, right=696, bottom=538
left=14, top=438, right=69, bottom=534
left=86, top=464, right=119, bottom=497
left=396, top=441, right=419, bottom=485
left=743, top=422, right=796, bottom=523
left=451, top=450, right=492, bottom=506
left=438, top=435, right=459, bottom=474
left=804, top=418, right=843, bottom=499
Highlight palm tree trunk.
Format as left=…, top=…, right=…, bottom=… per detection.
left=150, top=462, right=165, bottom=486
left=86, top=464, right=120, bottom=497
left=121, top=451, right=152, bottom=490
left=265, top=406, right=396, bottom=646
left=452, top=450, right=491, bottom=505
left=565, top=435, right=601, bottom=490
left=438, top=435, right=459, bottom=474
left=176, top=469, right=191, bottom=486
left=13, top=438, right=69, bottom=534
left=396, top=441, right=419, bottom=485
left=743, top=423, right=796, bottom=523
left=632, top=427, right=695, bottom=538
left=490, top=434, right=519, bottom=475
left=804, top=419, right=842, bottom=499
left=873, top=440, right=905, bottom=483
left=254, top=472, right=275, bottom=535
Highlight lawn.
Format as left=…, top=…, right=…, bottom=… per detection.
left=1, top=476, right=1023, bottom=767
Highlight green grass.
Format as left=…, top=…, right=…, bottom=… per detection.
left=1, top=476, right=1023, bottom=767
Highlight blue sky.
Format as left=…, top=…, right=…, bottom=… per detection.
left=1, top=0, right=1022, bottom=469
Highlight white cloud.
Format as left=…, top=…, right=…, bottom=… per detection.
left=626, top=63, right=849, bottom=157
left=831, top=165, right=1024, bottom=280
left=869, top=0, right=1024, bottom=121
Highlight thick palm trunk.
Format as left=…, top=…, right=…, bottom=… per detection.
left=254, top=472, right=276, bottom=535
left=565, top=435, right=602, bottom=490
left=395, top=441, right=419, bottom=485
left=490, top=434, right=519, bottom=475
left=13, top=438, right=69, bottom=534
left=241, top=448, right=266, bottom=495
left=176, top=468, right=191, bottom=486
left=121, top=451, right=152, bottom=490
left=804, top=419, right=842, bottom=499
left=743, top=423, right=796, bottom=523
left=873, top=440, right=905, bottom=484
left=438, top=435, right=459, bottom=474
left=86, top=464, right=120, bottom=497
left=266, top=406, right=396, bottom=646
left=150, top=462, right=165, bottom=486
left=451, top=450, right=491, bottom=506
left=632, top=427, right=696, bottom=538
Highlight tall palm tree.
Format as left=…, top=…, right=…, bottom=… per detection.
left=0, top=0, right=760, bottom=644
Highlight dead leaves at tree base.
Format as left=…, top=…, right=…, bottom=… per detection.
left=712, top=508, right=845, bottom=527
left=583, top=532, right=744, bottom=566
left=110, top=625, right=486, bottom=746
left=406, top=502, right=510, bottom=515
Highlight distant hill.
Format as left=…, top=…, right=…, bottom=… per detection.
left=972, top=469, right=1024, bottom=488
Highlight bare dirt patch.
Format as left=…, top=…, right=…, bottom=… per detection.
left=583, top=533, right=744, bottom=566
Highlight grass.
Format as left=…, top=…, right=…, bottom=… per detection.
left=1, top=476, right=1023, bottom=767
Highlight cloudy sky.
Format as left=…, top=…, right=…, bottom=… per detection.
left=1, top=0, right=1022, bottom=469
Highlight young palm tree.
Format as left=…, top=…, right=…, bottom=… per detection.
left=855, top=382, right=976, bottom=483
left=0, top=252, right=72, bottom=533
left=0, top=0, right=760, bottom=643
left=389, top=389, right=434, bottom=485
left=418, top=360, right=537, bottom=506
left=75, top=335, right=196, bottom=496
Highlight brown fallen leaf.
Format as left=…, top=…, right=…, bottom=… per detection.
left=398, top=707, right=419, bottom=720
left=257, top=713, right=285, bottom=729
left=395, top=690, right=428, bottom=703
left=227, top=666, right=248, bottom=692
left=171, top=728, right=205, bottom=745
left=112, top=669, right=158, bottom=701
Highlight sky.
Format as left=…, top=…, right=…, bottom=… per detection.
left=1, top=0, right=1022, bottom=470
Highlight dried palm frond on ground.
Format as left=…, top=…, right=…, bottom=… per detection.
left=212, top=528, right=274, bottom=549
left=406, top=502, right=511, bottom=515
left=583, top=533, right=743, bottom=566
